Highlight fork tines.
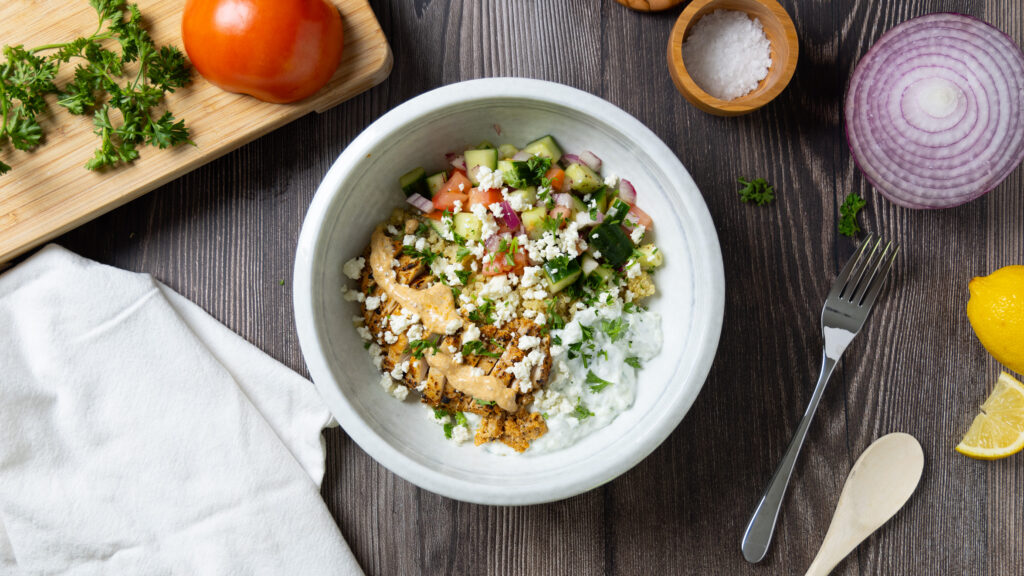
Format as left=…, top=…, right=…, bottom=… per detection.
left=831, top=235, right=899, bottom=307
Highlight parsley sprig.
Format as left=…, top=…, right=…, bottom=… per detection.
left=838, top=193, right=867, bottom=237
left=586, top=370, right=613, bottom=392
left=737, top=177, right=776, bottom=206
left=571, top=398, right=595, bottom=420
left=0, top=0, right=192, bottom=175
left=462, top=340, right=499, bottom=358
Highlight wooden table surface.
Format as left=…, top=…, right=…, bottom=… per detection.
left=44, top=0, right=1024, bottom=574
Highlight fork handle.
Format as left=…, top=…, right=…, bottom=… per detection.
left=741, top=352, right=838, bottom=563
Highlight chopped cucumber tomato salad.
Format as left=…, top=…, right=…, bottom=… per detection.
left=398, top=134, right=663, bottom=300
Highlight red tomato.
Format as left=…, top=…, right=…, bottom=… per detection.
left=545, top=166, right=565, bottom=191
left=438, top=172, right=472, bottom=197
left=628, top=204, right=654, bottom=229
left=182, top=0, right=344, bottom=103
left=432, top=190, right=468, bottom=212
left=468, top=188, right=503, bottom=208
left=481, top=248, right=527, bottom=276
left=423, top=211, right=444, bottom=221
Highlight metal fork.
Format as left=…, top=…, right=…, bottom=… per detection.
left=741, top=235, right=899, bottom=564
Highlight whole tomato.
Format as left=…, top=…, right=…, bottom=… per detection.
left=181, top=0, right=344, bottom=103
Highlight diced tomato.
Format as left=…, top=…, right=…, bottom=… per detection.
left=433, top=190, right=468, bottom=212
left=481, top=246, right=527, bottom=276
left=547, top=205, right=573, bottom=226
left=432, top=172, right=472, bottom=211
left=424, top=210, right=444, bottom=220
left=468, top=187, right=503, bottom=208
left=627, top=204, right=653, bottom=230
left=545, top=166, right=565, bottom=191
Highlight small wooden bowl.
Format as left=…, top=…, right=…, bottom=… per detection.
left=667, top=0, right=799, bottom=116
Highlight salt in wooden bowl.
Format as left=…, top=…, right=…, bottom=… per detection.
left=667, top=0, right=799, bottom=116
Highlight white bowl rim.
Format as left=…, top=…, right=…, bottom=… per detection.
left=293, top=77, right=725, bottom=505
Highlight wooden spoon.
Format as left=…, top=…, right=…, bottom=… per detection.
left=804, top=433, right=924, bottom=576
left=615, top=0, right=685, bottom=11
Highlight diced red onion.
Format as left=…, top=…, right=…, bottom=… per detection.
left=499, top=201, right=520, bottom=229
left=512, top=151, right=532, bottom=161
left=562, top=153, right=582, bottom=166
left=406, top=193, right=433, bottom=213
left=618, top=179, right=637, bottom=204
left=554, top=193, right=574, bottom=208
left=845, top=13, right=1024, bottom=209
left=484, top=233, right=505, bottom=252
left=622, top=212, right=640, bottom=229
left=446, top=153, right=466, bottom=171
left=579, top=150, right=602, bottom=171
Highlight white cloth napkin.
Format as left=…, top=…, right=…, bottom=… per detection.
left=0, top=245, right=363, bottom=576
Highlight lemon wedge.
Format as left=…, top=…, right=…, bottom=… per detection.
left=957, top=372, right=1024, bottom=460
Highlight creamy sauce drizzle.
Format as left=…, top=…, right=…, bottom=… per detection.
left=370, top=225, right=516, bottom=411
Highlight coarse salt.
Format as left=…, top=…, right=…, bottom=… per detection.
left=681, top=10, right=772, bottom=101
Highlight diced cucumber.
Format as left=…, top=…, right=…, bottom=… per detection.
left=592, top=265, right=615, bottom=284
left=453, top=213, right=483, bottom=242
left=510, top=187, right=537, bottom=206
left=592, top=186, right=610, bottom=213
left=497, top=144, right=519, bottom=159
left=400, top=167, right=429, bottom=198
left=425, top=171, right=448, bottom=197
left=427, top=217, right=447, bottom=237
left=588, top=223, right=633, bottom=267
left=497, top=159, right=515, bottom=175
left=581, top=255, right=600, bottom=276
left=569, top=195, right=587, bottom=216
left=565, top=163, right=603, bottom=194
left=465, top=149, right=498, bottom=185
left=636, top=243, right=664, bottom=268
left=605, top=197, right=631, bottom=223
left=522, top=135, right=563, bottom=163
left=543, top=257, right=582, bottom=294
left=521, top=207, right=548, bottom=240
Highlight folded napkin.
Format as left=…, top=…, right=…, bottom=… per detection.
left=0, top=245, right=363, bottom=575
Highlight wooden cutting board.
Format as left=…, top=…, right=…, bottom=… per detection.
left=0, top=0, right=392, bottom=263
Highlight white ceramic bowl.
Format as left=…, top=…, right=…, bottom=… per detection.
left=294, top=78, right=724, bottom=505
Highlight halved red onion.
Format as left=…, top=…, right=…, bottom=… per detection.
left=406, top=193, right=433, bottom=213
left=554, top=193, right=574, bottom=208
left=618, top=178, right=637, bottom=204
left=845, top=13, right=1024, bottom=209
left=499, top=201, right=520, bottom=229
left=446, top=153, right=466, bottom=171
left=562, top=153, right=582, bottom=166
left=512, top=151, right=532, bottom=161
left=579, top=150, right=602, bottom=171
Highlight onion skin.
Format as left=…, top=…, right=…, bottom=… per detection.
left=844, top=13, right=1024, bottom=209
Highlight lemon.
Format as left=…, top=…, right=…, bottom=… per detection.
left=967, top=265, right=1024, bottom=374
left=956, top=372, right=1024, bottom=459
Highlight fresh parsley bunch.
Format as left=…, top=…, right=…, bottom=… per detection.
left=0, top=0, right=191, bottom=175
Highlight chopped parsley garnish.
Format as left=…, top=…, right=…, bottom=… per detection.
left=571, top=398, right=595, bottom=420
left=623, top=302, right=637, bottom=313
left=363, top=341, right=371, bottom=350
left=455, top=269, right=472, bottom=285
left=545, top=299, right=565, bottom=331
left=408, top=339, right=439, bottom=358
left=838, top=193, right=867, bottom=237
left=580, top=324, right=594, bottom=342
left=600, top=317, right=627, bottom=342
left=538, top=185, right=553, bottom=207
left=737, top=177, right=776, bottom=206
left=401, top=244, right=438, bottom=265
left=436, top=409, right=468, bottom=439
left=505, top=155, right=552, bottom=188
left=586, top=370, right=613, bottom=392
left=625, top=357, right=642, bottom=369
left=541, top=215, right=564, bottom=234
left=498, top=237, right=519, bottom=266
left=462, top=340, right=500, bottom=358
left=475, top=399, right=496, bottom=406
left=469, top=298, right=495, bottom=325
left=455, top=246, right=471, bottom=261
left=416, top=221, right=432, bottom=237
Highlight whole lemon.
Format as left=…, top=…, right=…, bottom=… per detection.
left=967, top=265, right=1024, bottom=374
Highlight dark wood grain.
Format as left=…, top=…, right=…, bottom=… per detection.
left=44, top=0, right=1024, bottom=574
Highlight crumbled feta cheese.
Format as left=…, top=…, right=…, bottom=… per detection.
left=445, top=318, right=463, bottom=335
left=522, top=309, right=537, bottom=319
left=369, top=344, right=383, bottom=370
left=626, top=260, right=641, bottom=279
left=390, top=360, right=409, bottom=380
left=451, top=424, right=471, bottom=444
left=407, top=324, right=425, bottom=341
left=476, top=165, right=504, bottom=190
left=402, top=235, right=416, bottom=246
left=575, top=211, right=592, bottom=226
left=365, top=296, right=381, bottom=310
left=462, top=323, right=481, bottom=343
left=592, top=250, right=602, bottom=259
left=383, top=331, right=399, bottom=345
left=386, top=225, right=400, bottom=236
left=519, top=335, right=541, bottom=350
left=630, top=224, right=646, bottom=244
left=415, top=237, right=427, bottom=251
left=379, top=374, right=395, bottom=391
left=604, top=173, right=619, bottom=188
left=342, top=287, right=365, bottom=302
left=391, top=385, right=409, bottom=401
left=479, top=275, right=511, bottom=299
left=356, top=326, right=372, bottom=341
left=443, top=261, right=465, bottom=286
left=489, top=202, right=504, bottom=219
left=535, top=312, right=547, bottom=326
left=470, top=203, right=499, bottom=240
left=520, top=266, right=542, bottom=288
left=342, top=257, right=365, bottom=280
left=470, top=367, right=485, bottom=377
left=453, top=352, right=464, bottom=364
left=467, top=241, right=485, bottom=258
left=452, top=199, right=463, bottom=214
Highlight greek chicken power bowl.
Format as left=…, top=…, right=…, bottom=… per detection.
left=342, top=136, right=665, bottom=454
left=294, top=78, right=724, bottom=504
